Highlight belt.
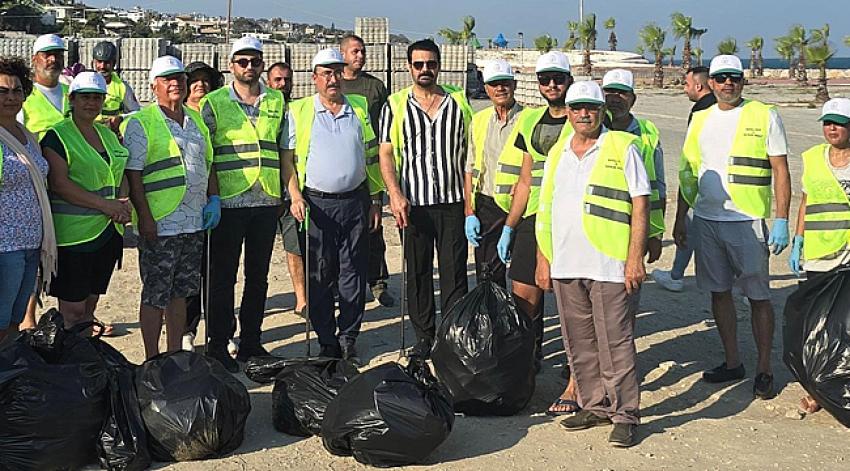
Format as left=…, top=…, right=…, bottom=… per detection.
left=303, top=183, right=367, bottom=200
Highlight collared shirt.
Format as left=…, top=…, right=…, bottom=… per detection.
left=285, top=94, right=366, bottom=193
left=466, top=102, right=523, bottom=197
left=0, top=136, right=48, bottom=252
left=125, top=105, right=209, bottom=236
left=550, top=130, right=651, bottom=282
left=201, top=82, right=285, bottom=209
left=379, top=91, right=468, bottom=206
left=624, top=116, right=666, bottom=202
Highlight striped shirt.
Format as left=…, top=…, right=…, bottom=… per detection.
left=379, top=92, right=467, bottom=206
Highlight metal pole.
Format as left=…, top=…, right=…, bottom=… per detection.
left=398, top=227, right=407, bottom=359
left=518, top=32, right=524, bottom=70
left=202, top=229, right=211, bottom=353
left=578, top=0, right=584, bottom=22
left=303, top=205, right=311, bottom=358
left=225, top=0, right=233, bottom=44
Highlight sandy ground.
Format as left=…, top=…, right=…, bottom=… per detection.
left=40, top=84, right=850, bottom=470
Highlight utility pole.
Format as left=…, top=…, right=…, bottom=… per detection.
left=518, top=31, right=524, bottom=69
left=225, top=0, right=232, bottom=44
left=578, top=0, right=584, bottom=22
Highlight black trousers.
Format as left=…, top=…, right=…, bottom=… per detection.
left=367, top=228, right=389, bottom=285
left=405, top=202, right=468, bottom=342
left=207, top=205, right=278, bottom=351
left=473, top=193, right=507, bottom=289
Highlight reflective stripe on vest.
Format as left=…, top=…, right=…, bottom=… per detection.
left=22, top=83, right=69, bottom=139
left=537, top=131, right=639, bottom=262
left=49, top=118, right=128, bottom=246
left=680, top=99, right=773, bottom=218
left=201, top=86, right=285, bottom=199
left=635, top=118, right=664, bottom=237
left=100, top=73, right=126, bottom=117
left=289, top=94, right=384, bottom=195
left=801, top=143, right=850, bottom=260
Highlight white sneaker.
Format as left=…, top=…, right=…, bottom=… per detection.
left=651, top=269, right=684, bottom=292
left=182, top=333, right=195, bottom=352
left=228, top=338, right=240, bottom=357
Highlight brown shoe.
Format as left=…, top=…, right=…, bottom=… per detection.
left=560, top=410, right=612, bottom=431
left=608, top=423, right=637, bottom=447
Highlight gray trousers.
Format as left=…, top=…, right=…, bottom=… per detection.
left=554, top=278, right=640, bottom=424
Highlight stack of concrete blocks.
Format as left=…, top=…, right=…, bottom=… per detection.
left=352, top=17, right=390, bottom=96
left=289, top=43, right=321, bottom=100
left=390, top=44, right=411, bottom=93
left=171, top=43, right=218, bottom=70
left=439, top=44, right=471, bottom=91
left=514, top=72, right=546, bottom=107
left=0, top=36, right=35, bottom=61
left=113, top=38, right=166, bottom=103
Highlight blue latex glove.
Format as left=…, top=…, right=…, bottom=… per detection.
left=767, top=218, right=789, bottom=255
left=497, top=225, right=515, bottom=263
left=789, top=235, right=804, bottom=276
left=464, top=215, right=481, bottom=247
left=202, top=195, right=221, bottom=230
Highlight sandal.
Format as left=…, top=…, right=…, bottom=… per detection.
left=799, top=395, right=821, bottom=414
left=92, top=319, right=115, bottom=337
left=546, top=398, right=581, bottom=416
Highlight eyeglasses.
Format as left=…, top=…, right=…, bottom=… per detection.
left=711, top=73, right=743, bottom=84
left=537, top=73, right=569, bottom=86
left=232, top=57, right=263, bottom=68
left=411, top=60, right=439, bottom=70
left=485, top=79, right=513, bottom=88
left=568, top=102, right=602, bottom=111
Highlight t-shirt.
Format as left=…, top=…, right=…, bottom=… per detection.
left=801, top=146, right=850, bottom=272
left=339, top=72, right=388, bottom=132
left=514, top=109, right=567, bottom=156
left=549, top=131, right=651, bottom=282
left=690, top=103, right=788, bottom=222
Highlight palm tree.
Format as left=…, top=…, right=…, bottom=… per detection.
left=534, top=34, right=558, bottom=53
left=775, top=35, right=796, bottom=79
left=691, top=28, right=708, bottom=66
left=564, top=21, right=580, bottom=50
left=578, top=13, right=597, bottom=74
left=664, top=45, right=677, bottom=67
left=788, top=24, right=809, bottom=83
left=639, top=23, right=667, bottom=88
left=717, top=37, right=738, bottom=55
left=692, top=47, right=704, bottom=67
left=670, top=11, right=694, bottom=70
left=745, top=36, right=764, bottom=77
left=604, top=17, right=617, bottom=51
left=439, top=15, right=476, bottom=46
left=807, top=43, right=835, bottom=102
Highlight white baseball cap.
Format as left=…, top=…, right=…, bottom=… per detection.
left=33, top=34, right=65, bottom=54
left=231, top=36, right=263, bottom=57
left=482, top=59, right=514, bottom=83
left=819, top=98, right=850, bottom=125
left=311, top=48, right=346, bottom=70
left=565, top=80, right=605, bottom=106
left=69, top=71, right=107, bottom=94
left=602, top=69, right=634, bottom=92
left=535, top=51, right=571, bottom=74
left=149, top=55, right=185, bottom=84
left=709, top=55, right=744, bottom=76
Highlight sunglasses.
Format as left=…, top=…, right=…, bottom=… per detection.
left=537, top=73, right=569, bottom=86
left=411, top=60, right=439, bottom=70
left=232, top=57, right=263, bottom=68
left=568, top=102, right=602, bottom=111
left=711, top=73, right=743, bottom=83
left=485, top=79, right=513, bottom=88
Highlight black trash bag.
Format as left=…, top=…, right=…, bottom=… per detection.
left=431, top=279, right=536, bottom=415
left=23, top=307, right=67, bottom=363
left=784, top=267, right=850, bottom=427
left=245, top=354, right=290, bottom=384
left=321, top=360, right=454, bottom=467
left=0, top=339, right=109, bottom=470
left=135, top=350, right=252, bottom=461
left=271, top=357, right=360, bottom=436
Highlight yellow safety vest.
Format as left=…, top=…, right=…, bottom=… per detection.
left=201, top=86, right=285, bottom=200
left=537, top=131, right=640, bottom=262
left=49, top=118, right=128, bottom=246
left=289, top=94, right=384, bottom=195
left=22, top=83, right=70, bottom=139
left=121, top=104, right=213, bottom=221
left=100, top=72, right=127, bottom=118
left=801, top=144, right=850, bottom=260
left=635, top=118, right=664, bottom=237
left=680, top=99, right=774, bottom=219
left=385, top=85, right=473, bottom=174
left=468, top=104, right=527, bottom=210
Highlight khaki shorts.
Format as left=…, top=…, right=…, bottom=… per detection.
left=691, top=216, right=770, bottom=300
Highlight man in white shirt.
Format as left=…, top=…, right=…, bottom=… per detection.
left=674, top=55, right=792, bottom=399
left=535, top=81, right=649, bottom=448
left=19, top=34, right=68, bottom=138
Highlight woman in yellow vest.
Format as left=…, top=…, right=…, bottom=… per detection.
left=789, top=98, right=850, bottom=414
left=41, top=71, right=130, bottom=330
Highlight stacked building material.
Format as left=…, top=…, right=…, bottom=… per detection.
left=354, top=17, right=389, bottom=44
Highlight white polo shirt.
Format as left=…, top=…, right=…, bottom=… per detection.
left=550, top=130, right=651, bottom=282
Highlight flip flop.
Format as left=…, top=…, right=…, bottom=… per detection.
left=546, top=398, right=581, bottom=416
left=799, top=396, right=821, bottom=414
left=92, top=321, right=115, bottom=337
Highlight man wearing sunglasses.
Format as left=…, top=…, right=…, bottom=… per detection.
left=378, top=39, right=473, bottom=359
left=536, top=81, right=649, bottom=447
left=200, top=36, right=287, bottom=372
left=676, top=54, right=791, bottom=399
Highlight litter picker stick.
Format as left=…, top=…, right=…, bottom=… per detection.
left=203, top=229, right=211, bottom=353
left=303, top=205, right=311, bottom=358
left=399, top=226, right=407, bottom=359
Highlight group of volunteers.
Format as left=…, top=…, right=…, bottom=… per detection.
left=2, top=31, right=849, bottom=448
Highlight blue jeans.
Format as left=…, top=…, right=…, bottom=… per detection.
left=0, top=249, right=39, bottom=329
left=671, top=212, right=694, bottom=280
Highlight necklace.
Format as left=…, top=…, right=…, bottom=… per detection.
left=414, top=92, right=442, bottom=115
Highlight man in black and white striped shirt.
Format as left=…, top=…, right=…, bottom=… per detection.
left=378, top=39, right=473, bottom=358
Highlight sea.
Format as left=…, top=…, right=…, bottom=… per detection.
left=671, top=58, right=850, bottom=69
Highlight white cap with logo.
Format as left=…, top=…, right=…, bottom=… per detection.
left=709, top=55, right=744, bottom=76
left=482, top=59, right=514, bottom=83
left=602, top=69, right=634, bottom=92
left=565, top=80, right=605, bottom=106
left=33, top=34, right=65, bottom=55
left=311, top=48, right=346, bottom=69
left=535, top=51, right=571, bottom=74
left=231, top=36, right=263, bottom=58
left=70, top=71, right=107, bottom=94
left=149, top=55, right=185, bottom=84
left=819, top=98, right=850, bottom=125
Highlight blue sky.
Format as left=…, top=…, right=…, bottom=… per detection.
left=89, top=0, right=849, bottom=58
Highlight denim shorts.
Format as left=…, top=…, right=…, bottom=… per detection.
left=0, top=249, right=39, bottom=328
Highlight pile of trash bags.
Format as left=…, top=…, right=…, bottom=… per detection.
left=431, top=279, right=536, bottom=415
left=784, top=267, right=850, bottom=427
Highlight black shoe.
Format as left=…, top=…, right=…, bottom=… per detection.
left=236, top=344, right=270, bottom=362
left=370, top=282, right=395, bottom=307
left=702, top=362, right=746, bottom=383
left=608, top=423, right=637, bottom=448
left=341, top=343, right=362, bottom=366
left=319, top=344, right=342, bottom=359
left=753, top=372, right=774, bottom=399
left=407, top=339, right=433, bottom=359
left=207, top=347, right=239, bottom=373
left=560, top=410, right=613, bottom=431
